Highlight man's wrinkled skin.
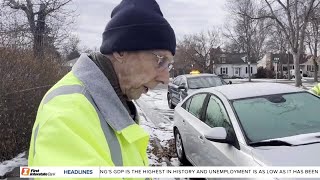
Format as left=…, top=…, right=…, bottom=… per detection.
left=107, top=50, right=172, bottom=100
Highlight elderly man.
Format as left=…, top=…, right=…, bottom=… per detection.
left=28, top=0, right=175, bottom=169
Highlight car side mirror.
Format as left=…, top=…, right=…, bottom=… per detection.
left=204, top=127, right=236, bottom=145
left=178, top=84, right=187, bottom=90
left=229, top=81, right=232, bottom=85
left=204, top=127, right=227, bottom=143
left=205, top=127, right=239, bottom=149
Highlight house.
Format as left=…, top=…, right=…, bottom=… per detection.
left=171, top=47, right=258, bottom=78
left=301, top=56, right=320, bottom=77
left=212, top=51, right=258, bottom=78
left=258, top=53, right=319, bottom=77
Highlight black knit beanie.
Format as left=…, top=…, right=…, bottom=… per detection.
left=100, top=0, right=176, bottom=55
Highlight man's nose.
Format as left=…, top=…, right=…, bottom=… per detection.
left=156, top=68, right=170, bottom=84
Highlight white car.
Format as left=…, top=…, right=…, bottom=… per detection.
left=173, top=83, right=320, bottom=169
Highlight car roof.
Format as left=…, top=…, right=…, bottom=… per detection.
left=178, top=73, right=218, bottom=79
left=200, top=83, right=305, bottom=100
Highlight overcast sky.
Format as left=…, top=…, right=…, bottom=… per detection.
left=73, top=0, right=228, bottom=50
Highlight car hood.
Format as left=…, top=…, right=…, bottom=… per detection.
left=187, top=89, right=197, bottom=95
left=251, top=142, right=320, bottom=166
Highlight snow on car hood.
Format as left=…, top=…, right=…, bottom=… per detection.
left=251, top=142, right=320, bottom=166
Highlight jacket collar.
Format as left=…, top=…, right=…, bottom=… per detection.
left=72, top=54, right=135, bottom=132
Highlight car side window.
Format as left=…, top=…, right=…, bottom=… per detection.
left=205, top=96, right=232, bottom=130
left=180, top=78, right=187, bottom=87
left=188, top=94, right=207, bottom=119
left=182, top=97, right=192, bottom=111
left=173, top=77, right=181, bottom=85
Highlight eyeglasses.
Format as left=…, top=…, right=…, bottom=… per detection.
left=150, top=52, right=174, bottom=71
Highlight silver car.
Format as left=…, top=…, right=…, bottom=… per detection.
left=174, top=83, right=320, bottom=169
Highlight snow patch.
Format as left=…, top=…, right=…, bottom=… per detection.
left=0, top=152, right=27, bottom=176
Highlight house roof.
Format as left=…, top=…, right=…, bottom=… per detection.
left=302, top=55, right=320, bottom=65
left=270, top=53, right=308, bottom=64
left=214, top=52, right=257, bottom=64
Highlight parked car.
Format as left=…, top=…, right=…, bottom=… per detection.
left=217, top=74, right=229, bottom=79
left=290, top=69, right=303, bottom=78
left=167, top=74, right=230, bottom=109
left=174, top=83, right=320, bottom=168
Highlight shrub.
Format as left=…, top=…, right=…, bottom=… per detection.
left=0, top=48, right=68, bottom=161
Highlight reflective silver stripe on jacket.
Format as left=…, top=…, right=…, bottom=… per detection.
left=33, top=124, right=39, bottom=157
left=36, top=84, right=123, bottom=166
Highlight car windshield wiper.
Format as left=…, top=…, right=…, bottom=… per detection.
left=249, top=140, right=293, bottom=147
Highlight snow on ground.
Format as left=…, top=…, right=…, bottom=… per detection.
left=0, top=152, right=27, bottom=176
left=136, top=102, right=176, bottom=166
left=135, top=85, right=179, bottom=167
left=227, top=78, right=309, bottom=82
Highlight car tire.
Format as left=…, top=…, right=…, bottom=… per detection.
left=174, top=128, right=188, bottom=165
left=167, top=93, right=175, bottom=109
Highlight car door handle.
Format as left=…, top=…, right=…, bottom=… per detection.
left=198, top=135, right=205, bottom=143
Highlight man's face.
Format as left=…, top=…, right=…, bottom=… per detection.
left=116, top=50, right=173, bottom=100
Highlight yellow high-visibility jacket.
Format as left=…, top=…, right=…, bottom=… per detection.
left=311, top=83, right=320, bottom=96
left=28, top=54, right=149, bottom=179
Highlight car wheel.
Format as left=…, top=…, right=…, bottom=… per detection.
left=167, top=93, right=175, bottom=109
left=174, top=128, right=188, bottom=165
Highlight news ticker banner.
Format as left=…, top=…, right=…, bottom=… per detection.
left=21, top=166, right=320, bottom=178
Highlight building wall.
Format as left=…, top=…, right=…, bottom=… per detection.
left=258, top=53, right=271, bottom=68
left=301, top=58, right=319, bottom=76
left=214, top=64, right=257, bottom=78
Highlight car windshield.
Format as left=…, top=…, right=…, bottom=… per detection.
left=187, top=76, right=224, bottom=89
left=232, top=92, right=320, bottom=143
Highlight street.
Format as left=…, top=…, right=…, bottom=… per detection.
left=0, top=80, right=316, bottom=178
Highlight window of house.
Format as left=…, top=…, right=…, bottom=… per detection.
left=188, top=94, right=207, bottom=119
left=307, top=65, right=315, bottom=72
left=283, top=66, right=288, bottom=71
left=220, top=67, right=228, bottom=75
left=220, top=57, right=226, bottom=63
left=246, top=67, right=253, bottom=74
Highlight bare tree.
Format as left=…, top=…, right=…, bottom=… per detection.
left=0, top=7, right=31, bottom=48
left=265, top=23, right=292, bottom=79
left=3, top=0, right=75, bottom=60
left=258, top=0, right=320, bottom=86
left=61, top=34, right=81, bottom=60
left=177, top=29, right=221, bottom=73
left=306, top=8, right=320, bottom=82
left=225, top=0, right=270, bottom=82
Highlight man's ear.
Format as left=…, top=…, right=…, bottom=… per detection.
left=113, top=52, right=126, bottom=64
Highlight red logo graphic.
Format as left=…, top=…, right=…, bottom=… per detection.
left=21, top=168, right=30, bottom=176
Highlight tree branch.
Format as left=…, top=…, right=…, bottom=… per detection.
left=5, top=0, right=28, bottom=11
left=45, top=0, right=72, bottom=15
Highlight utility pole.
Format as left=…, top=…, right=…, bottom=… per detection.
left=273, top=57, right=280, bottom=82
